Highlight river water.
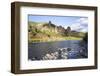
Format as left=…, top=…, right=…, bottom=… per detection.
left=28, top=40, right=88, bottom=61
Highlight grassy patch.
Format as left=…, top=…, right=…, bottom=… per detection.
left=64, top=36, right=83, bottom=40
left=29, top=36, right=83, bottom=43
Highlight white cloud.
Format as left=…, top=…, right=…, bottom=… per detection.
left=77, top=18, right=88, bottom=24
left=70, top=18, right=88, bottom=32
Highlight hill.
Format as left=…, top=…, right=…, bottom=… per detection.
left=28, top=21, right=86, bottom=42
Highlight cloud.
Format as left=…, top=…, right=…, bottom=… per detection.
left=70, top=18, right=88, bottom=32
left=77, top=18, right=88, bottom=24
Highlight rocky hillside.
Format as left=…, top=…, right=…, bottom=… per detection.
left=28, top=21, right=85, bottom=42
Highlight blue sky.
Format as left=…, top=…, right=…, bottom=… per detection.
left=28, top=15, right=88, bottom=32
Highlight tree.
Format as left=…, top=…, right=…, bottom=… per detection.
left=83, top=33, right=88, bottom=43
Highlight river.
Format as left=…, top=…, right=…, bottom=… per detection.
left=28, top=40, right=88, bottom=61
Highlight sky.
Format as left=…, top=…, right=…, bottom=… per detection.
left=28, top=15, right=88, bottom=32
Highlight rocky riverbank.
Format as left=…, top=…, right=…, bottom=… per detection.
left=29, top=46, right=87, bottom=61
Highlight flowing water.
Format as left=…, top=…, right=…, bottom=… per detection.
left=28, top=40, right=88, bottom=61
